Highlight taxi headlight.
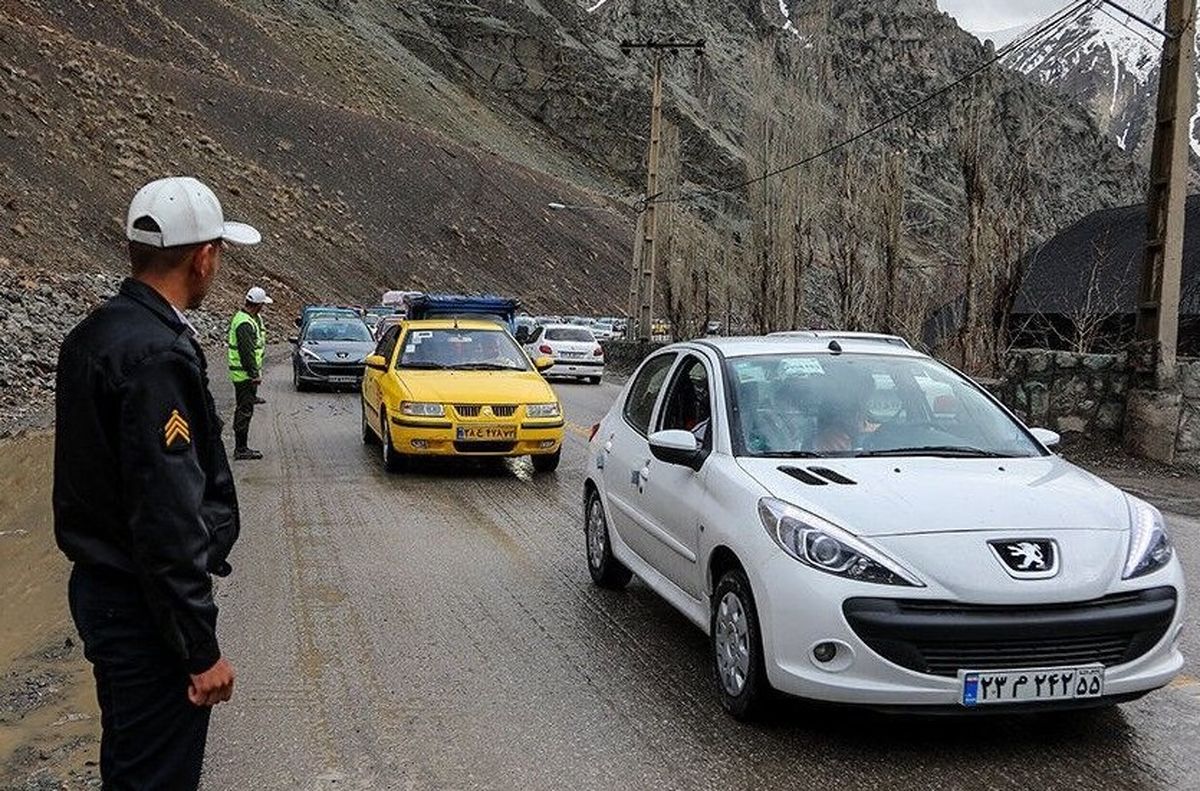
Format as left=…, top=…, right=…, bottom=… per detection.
left=757, top=498, right=923, bottom=587
left=526, top=403, right=561, bottom=418
left=401, top=401, right=445, bottom=417
left=1124, top=497, right=1173, bottom=579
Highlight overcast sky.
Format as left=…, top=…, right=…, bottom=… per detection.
left=937, top=0, right=1061, bottom=32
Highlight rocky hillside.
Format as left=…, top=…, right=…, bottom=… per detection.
left=998, top=0, right=1198, bottom=168
left=0, top=0, right=1149, bottom=428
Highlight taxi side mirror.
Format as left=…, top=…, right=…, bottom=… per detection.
left=534, top=355, right=554, bottom=373
left=365, top=354, right=388, bottom=371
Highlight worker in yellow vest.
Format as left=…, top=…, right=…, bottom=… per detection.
left=228, top=286, right=272, bottom=460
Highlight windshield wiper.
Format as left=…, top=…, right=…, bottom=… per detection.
left=400, top=362, right=450, bottom=370
left=857, top=446, right=1012, bottom=458
left=454, top=362, right=524, bottom=371
left=754, top=450, right=825, bottom=458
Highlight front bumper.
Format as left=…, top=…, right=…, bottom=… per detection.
left=750, top=553, right=1187, bottom=708
left=387, top=416, right=564, bottom=457
left=296, top=358, right=365, bottom=385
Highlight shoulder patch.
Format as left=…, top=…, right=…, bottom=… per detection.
left=164, top=409, right=192, bottom=450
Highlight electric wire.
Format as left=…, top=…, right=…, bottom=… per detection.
left=648, top=0, right=1101, bottom=207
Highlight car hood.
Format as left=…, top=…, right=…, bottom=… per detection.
left=301, top=340, right=375, bottom=361
left=397, top=370, right=556, bottom=404
left=736, top=455, right=1131, bottom=538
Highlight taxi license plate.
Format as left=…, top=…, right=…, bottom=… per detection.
left=456, top=425, right=517, bottom=441
left=961, top=665, right=1104, bottom=707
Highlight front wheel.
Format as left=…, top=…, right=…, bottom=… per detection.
left=380, top=408, right=408, bottom=473
left=293, top=366, right=309, bottom=392
left=361, top=399, right=377, bottom=445
left=584, top=491, right=632, bottom=589
left=531, top=449, right=561, bottom=473
left=711, top=569, right=771, bottom=721
left=588, top=376, right=602, bottom=385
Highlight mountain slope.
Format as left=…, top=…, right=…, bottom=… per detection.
left=997, top=0, right=1198, bottom=163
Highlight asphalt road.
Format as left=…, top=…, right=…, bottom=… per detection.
left=203, top=359, right=1200, bottom=791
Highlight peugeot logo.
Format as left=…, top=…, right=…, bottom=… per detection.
left=336, top=352, right=349, bottom=359
left=988, top=539, right=1059, bottom=579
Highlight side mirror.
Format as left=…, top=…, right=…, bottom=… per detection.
left=534, top=355, right=554, bottom=372
left=288, top=336, right=299, bottom=345
left=364, top=354, right=388, bottom=372
left=1030, top=427, right=1061, bottom=448
left=649, top=429, right=705, bottom=471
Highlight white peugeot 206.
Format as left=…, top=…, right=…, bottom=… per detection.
left=582, top=334, right=1185, bottom=718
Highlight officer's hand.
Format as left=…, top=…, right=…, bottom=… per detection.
left=251, top=377, right=262, bottom=386
left=188, top=656, right=236, bottom=707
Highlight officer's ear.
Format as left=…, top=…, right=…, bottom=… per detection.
left=184, top=241, right=222, bottom=308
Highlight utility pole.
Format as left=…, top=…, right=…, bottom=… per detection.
left=621, top=38, right=704, bottom=341
left=1125, top=0, right=1196, bottom=462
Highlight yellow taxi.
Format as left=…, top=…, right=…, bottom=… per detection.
left=360, top=319, right=565, bottom=472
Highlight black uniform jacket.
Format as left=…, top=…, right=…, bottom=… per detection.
left=53, top=278, right=240, bottom=673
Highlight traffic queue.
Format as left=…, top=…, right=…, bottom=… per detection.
left=289, top=292, right=597, bottom=472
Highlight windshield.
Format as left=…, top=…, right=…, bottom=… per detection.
left=726, top=354, right=1042, bottom=459
left=397, top=328, right=530, bottom=371
left=545, top=327, right=595, bottom=342
left=304, top=319, right=373, bottom=343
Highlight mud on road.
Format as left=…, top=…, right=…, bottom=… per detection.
left=3, top=354, right=1200, bottom=790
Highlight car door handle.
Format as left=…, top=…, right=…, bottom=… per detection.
left=604, top=439, right=613, bottom=454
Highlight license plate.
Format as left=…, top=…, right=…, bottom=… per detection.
left=456, top=425, right=517, bottom=441
left=562, top=352, right=585, bottom=358
left=328, top=375, right=357, bottom=384
left=961, top=665, right=1104, bottom=706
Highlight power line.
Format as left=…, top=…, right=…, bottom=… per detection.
left=650, top=0, right=1100, bottom=207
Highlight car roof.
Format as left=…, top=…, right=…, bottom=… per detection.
left=682, top=335, right=927, bottom=359
left=402, top=318, right=509, bottom=331
left=768, top=330, right=912, bottom=348
left=542, top=323, right=594, bottom=331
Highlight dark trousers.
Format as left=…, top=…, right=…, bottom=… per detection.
left=232, top=380, right=257, bottom=449
left=69, top=565, right=212, bottom=791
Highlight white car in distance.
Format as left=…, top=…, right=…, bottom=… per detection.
left=527, top=324, right=605, bottom=384
left=583, top=334, right=1184, bottom=718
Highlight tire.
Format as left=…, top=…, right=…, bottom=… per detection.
left=361, top=399, right=377, bottom=445
left=588, top=376, right=602, bottom=385
left=293, top=366, right=309, bottom=392
left=584, top=490, right=632, bottom=589
left=711, top=568, right=771, bottom=721
left=531, top=449, right=561, bottom=473
left=380, top=408, right=407, bottom=473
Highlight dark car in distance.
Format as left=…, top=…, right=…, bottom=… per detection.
left=291, top=316, right=377, bottom=391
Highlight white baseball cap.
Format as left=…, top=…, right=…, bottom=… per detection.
left=246, top=286, right=273, bottom=305
left=126, top=176, right=261, bottom=248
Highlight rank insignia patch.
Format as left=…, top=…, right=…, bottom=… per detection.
left=164, top=409, right=191, bottom=450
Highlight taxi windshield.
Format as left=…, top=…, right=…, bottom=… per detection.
left=397, top=329, right=529, bottom=371
left=727, top=353, right=1043, bottom=459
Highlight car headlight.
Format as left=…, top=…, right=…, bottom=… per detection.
left=401, top=401, right=445, bottom=417
left=300, top=347, right=323, bottom=362
left=1124, top=497, right=1173, bottom=579
left=526, top=403, right=561, bottom=418
left=757, top=498, right=923, bottom=587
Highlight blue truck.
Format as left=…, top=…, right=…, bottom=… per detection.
left=405, top=294, right=521, bottom=333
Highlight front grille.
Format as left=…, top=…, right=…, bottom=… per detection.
left=453, top=404, right=517, bottom=418
left=844, top=588, right=1176, bottom=678
left=307, top=363, right=364, bottom=378
left=453, top=441, right=516, bottom=454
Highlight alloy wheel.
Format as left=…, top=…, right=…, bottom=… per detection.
left=586, top=499, right=607, bottom=569
left=714, top=591, right=751, bottom=696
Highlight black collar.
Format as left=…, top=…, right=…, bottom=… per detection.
left=119, top=278, right=189, bottom=334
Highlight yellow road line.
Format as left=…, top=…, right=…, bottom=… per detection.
left=567, top=421, right=592, bottom=438
left=1168, top=673, right=1199, bottom=690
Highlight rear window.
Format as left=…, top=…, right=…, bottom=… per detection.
left=546, top=328, right=594, bottom=342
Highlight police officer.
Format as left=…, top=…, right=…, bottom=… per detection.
left=53, top=176, right=260, bottom=790
left=228, top=286, right=271, bottom=460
